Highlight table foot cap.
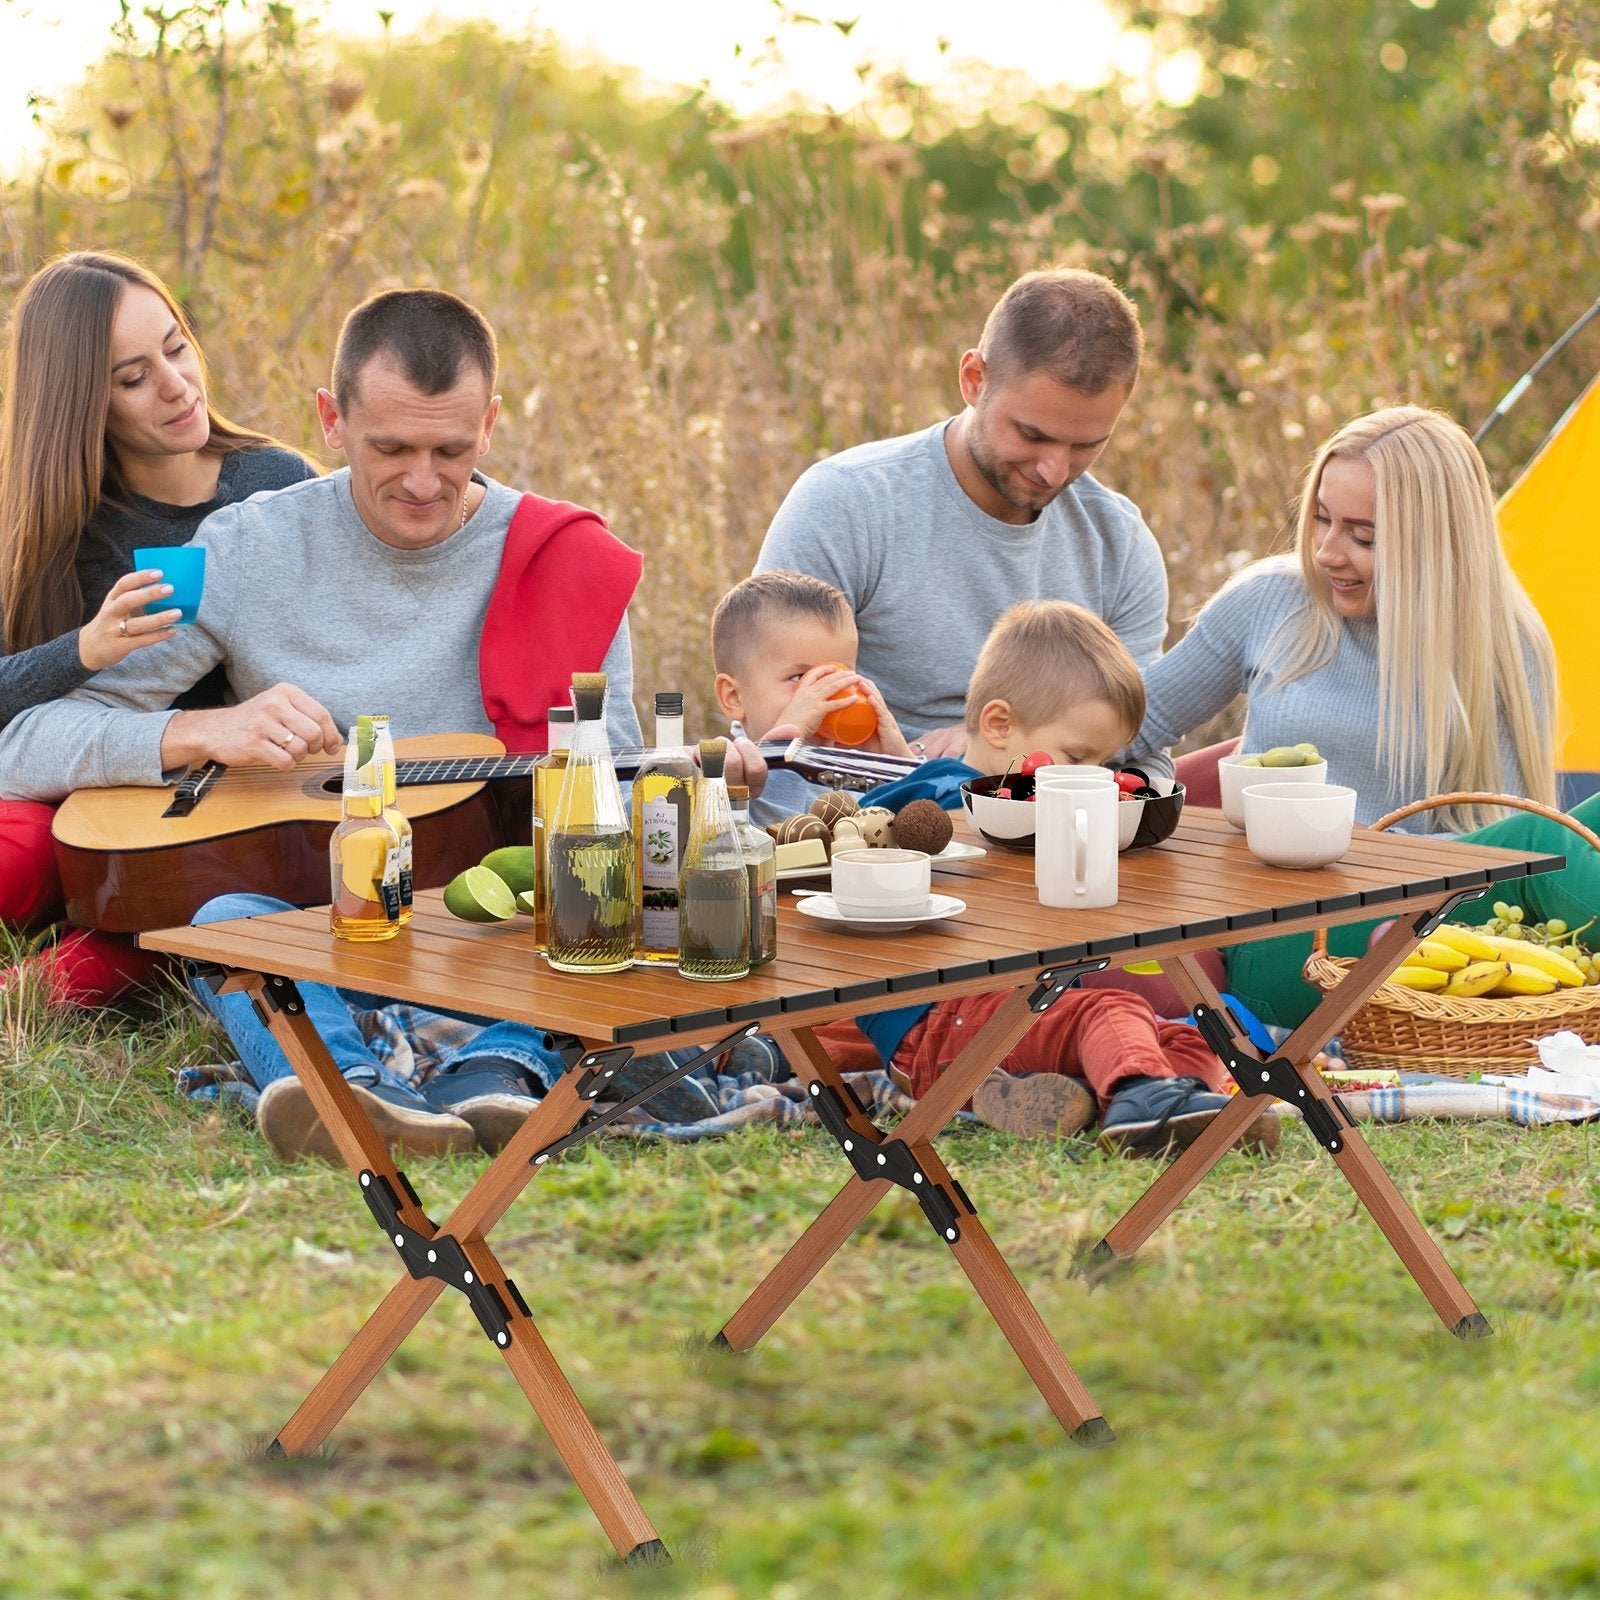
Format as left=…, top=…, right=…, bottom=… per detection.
left=625, top=1538, right=671, bottom=1566
left=1087, top=1238, right=1116, bottom=1265
left=265, top=1439, right=286, bottom=1460
left=709, top=1330, right=738, bottom=1353
left=1071, top=1415, right=1116, bottom=1448
left=1451, top=1311, right=1493, bottom=1343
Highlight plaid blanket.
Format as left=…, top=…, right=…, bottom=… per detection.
left=1323, top=1076, right=1600, bottom=1128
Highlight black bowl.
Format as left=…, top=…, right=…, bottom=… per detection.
left=958, top=771, right=1185, bottom=853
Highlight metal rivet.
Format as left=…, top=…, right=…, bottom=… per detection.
left=843, top=1139, right=853, bottom=1152
left=1261, top=1071, right=1270, bottom=1082
left=427, top=1249, right=437, bottom=1263
left=535, top=1153, right=549, bottom=1164
left=877, top=1152, right=887, bottom=1166
left=497, top=1332, right=509, bottom=1346
left=946, top=1228, right=957, bottom=1241
left=360, top=1173, right=371, bottom=1187
left=912, top=1172, right=923, bottom=1184
left=809, top=1083, right=820, bottom=1096
left=393, top=1233, right=404, bottom=1247
left=464, top=1270, right=474, bottom=1284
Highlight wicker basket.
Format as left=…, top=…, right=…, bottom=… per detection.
left=1302, top=792, right=1600, bottom=1078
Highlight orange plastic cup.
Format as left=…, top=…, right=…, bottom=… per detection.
left=817, top=663, right=877, bottom=747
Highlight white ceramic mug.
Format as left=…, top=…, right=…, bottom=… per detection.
left=1032, top=765, right=1116, bottom=790
left=1218, top=753, right=1330, bottom=829
left=1035, top=780, right=1118, bottom=908
left=1242, top=782, right=1357, bottom=869
left=831, top=847, right=932, bottom=918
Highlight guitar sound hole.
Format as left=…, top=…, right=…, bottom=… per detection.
left=308, top=773, right=345, bottom=799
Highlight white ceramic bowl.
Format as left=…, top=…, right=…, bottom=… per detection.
left=1219, top=754, right=1329, bottom=829
left=1242, top=781, right=1356, bottom=869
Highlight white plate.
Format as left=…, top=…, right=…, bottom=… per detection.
left=794, top=892, right=967, bottom=934
left=775, top=838, right=984, bottom=885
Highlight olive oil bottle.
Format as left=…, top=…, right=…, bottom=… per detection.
left=677, top=739, right=749, bottom=982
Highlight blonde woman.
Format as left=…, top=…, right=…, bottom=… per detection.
left=0, top=250, right=317, bottom=1002
left=1138, top=405, right=1594, bottom=1026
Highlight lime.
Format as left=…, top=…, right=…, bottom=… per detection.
left=355, top=715, right=377, bottom=771
left=442, top=865, right=517, bottom=922
left=516, top=891, right=537, bottom=917
left=481, top=845, right=536, bottom=897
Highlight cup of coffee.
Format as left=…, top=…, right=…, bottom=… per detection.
left=133, top=544, right=205, bottom=624
left=1035, top=778, right=1119, bottom=908
left=1242, top=782, right=1357, bottom=869
left=830, top=847, right=931, bottom=918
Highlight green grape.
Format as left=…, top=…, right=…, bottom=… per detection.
left=1506, top=905, right=1525, bottom=924
left=1560, top=945, right=1582, bottom=962
left=1504, top=924, right=1524, bottom=940
left=1546, top=918, right=1568, bottom=938
left=1493, top=901, right=1512, bottom=919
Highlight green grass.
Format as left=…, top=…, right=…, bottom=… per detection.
left=2, top=987, right=1598, bottom=1599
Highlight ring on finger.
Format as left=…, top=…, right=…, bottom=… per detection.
left=279, top=731, right=296, bottom=749
left=118, top=618, right=128, bottom=638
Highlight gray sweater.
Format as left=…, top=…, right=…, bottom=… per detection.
left=1136, top=559, right=1540, bottom=834
left=755, top=419, right=1170, bottom=736
left=0, top=469, right=639, bottom=800
left=0, top=445, right=316, bottom=727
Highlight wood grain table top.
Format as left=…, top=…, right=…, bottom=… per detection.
left=142, top=808, right=1563, bottom=1051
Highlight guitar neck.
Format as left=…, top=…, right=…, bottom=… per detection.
left=393, top=741, right=917, bottom=792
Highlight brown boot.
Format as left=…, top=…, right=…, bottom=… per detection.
left=972, top=1070, right=1096, bottom=1139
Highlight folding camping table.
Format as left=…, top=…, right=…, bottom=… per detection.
left=142, top=808, right=1560, bottom=1560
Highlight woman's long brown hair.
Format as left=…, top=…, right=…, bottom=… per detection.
left=0, top=251, right=287, bottom=652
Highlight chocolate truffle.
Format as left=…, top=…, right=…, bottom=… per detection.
left=773, top=813, right=830, bottom=847
left=809, top=789, right=860, bottom=830
left=853, top=806, right=897, bottom=847
left=892, top=797, right=954, bottom=856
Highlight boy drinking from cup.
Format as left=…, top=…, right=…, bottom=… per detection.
left=710, top=570, right=915, bottom=825
left=822, top=600, right=1280, bottom=1156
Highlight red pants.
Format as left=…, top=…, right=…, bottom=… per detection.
left=886, top=986, right=1231, bottom=1113
left=0, top=799, right=163, bottom=1005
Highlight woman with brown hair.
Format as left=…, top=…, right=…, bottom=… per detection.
left=0, top=249, right=317, bottom=1002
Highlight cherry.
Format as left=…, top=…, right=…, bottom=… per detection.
left=1018, top=750, right=1054, bottom=776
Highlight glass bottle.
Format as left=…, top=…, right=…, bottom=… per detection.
left=632, top=690, right=696, bottom=966
left=330, top=730, right=402, bottom=942
left=728, top=784, right=777, bottom=967
left=364, top=714, right=413, bottom=925
left=677, top=739, right=750, bottom=982
left=546, top=673, right=635, bottom=973
left=532, top=706, right=575, bottom=954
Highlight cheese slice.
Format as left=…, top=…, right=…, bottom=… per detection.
left=774, top=837, right=829, bottom=872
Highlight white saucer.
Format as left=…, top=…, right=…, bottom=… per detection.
left=795, top=892, right=966, bottom=934
left=775, top=838, right=984, bottom=885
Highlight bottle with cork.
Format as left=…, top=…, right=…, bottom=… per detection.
left=728, top=784, right=777, bottom=967
left=677, top=739, right=749, bottom=981
left=531, top=705, right=575, bottom=952
left=546, top=673, right=634, bottom=973
left=631, top=690, right=695, bottom=965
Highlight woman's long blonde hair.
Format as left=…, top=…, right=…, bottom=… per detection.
left=1267, top=405, right=1557, bottom=827
left=0, top=251, right=283, bottom=653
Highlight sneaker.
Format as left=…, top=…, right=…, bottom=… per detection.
left=257, top=1077, right=476, bottom=1165
left=1097, top=1075, right=1280, bottom=1159
left=972, top=1070, right=1095, bottom=1139
left=422, top=1056, right=543, bottom=1156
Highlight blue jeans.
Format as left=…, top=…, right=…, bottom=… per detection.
left=188, top=894, right=568, bottom=1106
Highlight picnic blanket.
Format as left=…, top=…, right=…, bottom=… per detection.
left=1317, top=1076, right=1600, bottom=1128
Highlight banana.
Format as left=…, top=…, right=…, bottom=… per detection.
left=1441, top=960, right=1512, bottom=997
left=1389, top=965, right=1450, bottom=991
left=1482, top=936, right=1584, bottom=987
left=1428, top=923, right=1502, bottom=963
left=1489, top=964, right=1560, bottom=997
left=1405, top=939, right=1469, bottom=972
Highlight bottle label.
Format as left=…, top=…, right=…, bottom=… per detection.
left=398, top=834, right=414, bottom=908
left=380, top=843, right=402, bottom=921
left=640, top=793, right=681, bottom=947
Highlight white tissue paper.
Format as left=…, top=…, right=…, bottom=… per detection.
left=1525, top=1031, right=1600, bottom=1098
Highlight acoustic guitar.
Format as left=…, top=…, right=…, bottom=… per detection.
left=51, top=733, right=917, bottom=933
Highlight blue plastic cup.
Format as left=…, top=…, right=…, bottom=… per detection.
left=133, top=545, right=205, bottom=624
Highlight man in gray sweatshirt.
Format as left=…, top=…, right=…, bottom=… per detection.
left=0, top=288, right=673, bottom=1164
left=755, top=266, right=1167, bottom=762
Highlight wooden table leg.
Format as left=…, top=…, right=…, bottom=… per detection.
left=1093, top=922, right=1489, bottom=1338
left=717, top=993, right=1039, bottom=1348
left=722, top=1006, right=1112, bottom=1443
left=257, top=990, right=665, bottom=1558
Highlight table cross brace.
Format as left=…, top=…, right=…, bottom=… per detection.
left=356, top=1168, right=531, bottom=1349
left=1411, top=889, right=1490, bottom=939
left=530, top=1024, right=764, bottom=1166
left=1190, top=1001, right=1355, bottom=1153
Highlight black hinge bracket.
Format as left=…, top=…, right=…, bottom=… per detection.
left=1027, top=958, right=1111, bottom=1012
left=250, top=972, right=306, bottom=1027
left=530, top=1024, right=763, bottom=1167
left=1191, top=1001, right=1352, bottom=1154
left=1412, top=889, right=1489, bottom=940
left=357, top=1169, right=529, bottom=1348
left=806, top=1078, right=975, bottom=1244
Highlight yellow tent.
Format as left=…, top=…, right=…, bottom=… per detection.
left=1496, top=372, right=1600, bottom=798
